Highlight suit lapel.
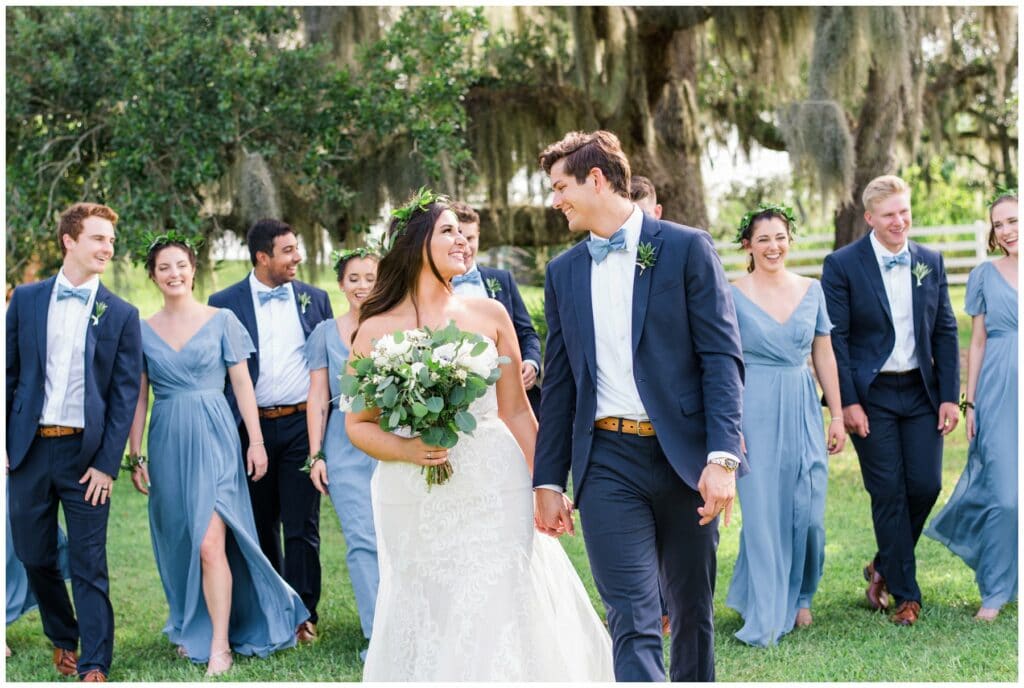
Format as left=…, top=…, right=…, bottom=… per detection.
left=235, top=279, right=260, bottom=346
left=85, top=284, right=112, bottom=389
left=35, top=276, right=57, bottom=371
left=908, top=242, right=925, bottom=340
left=855, top=235, right=894, bottom=325
left=292, top=281, right=313, bottom=338
left=569, top=248, right=597, bottom=383
left=631, top=218, right=662, bottom=355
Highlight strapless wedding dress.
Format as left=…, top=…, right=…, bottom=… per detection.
left=363, top=349, right=613, bottom=681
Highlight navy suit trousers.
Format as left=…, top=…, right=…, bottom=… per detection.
left=9, top=434, right=113, bottom=676
left=577, top=430, right=718, bottom=682
left=240, top=413, right=321, bottom=623
left=850, top=373, right=943, bottom=605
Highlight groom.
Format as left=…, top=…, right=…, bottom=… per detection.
left=6, top=202, right=143, bottom=681
left=534, top=131, right=745, bottom=682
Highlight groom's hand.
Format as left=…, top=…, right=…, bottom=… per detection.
left=697, top=464, right=735, bottom=527
left=534, top=488, right=575, bottom=538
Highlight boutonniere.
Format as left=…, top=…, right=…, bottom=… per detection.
left=485, top=277, right=502, bottom=298
left=636, top=242, right=657, bottom=275
left=911, top=262, right=932, bottom=287
left=298, top=292, right=312, bottom=314
left=91, top=301, right=107, bottom=327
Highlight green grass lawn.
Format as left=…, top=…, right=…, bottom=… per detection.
left=4, top=265, right=1016, bottom=681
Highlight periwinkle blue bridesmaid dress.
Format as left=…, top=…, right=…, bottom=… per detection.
left=725, top=280, right=832, bottom=647
left=141, top=308, right=308, bottom=662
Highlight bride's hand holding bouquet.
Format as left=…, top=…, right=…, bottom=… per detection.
left=340, top=321, right=509, bottom=487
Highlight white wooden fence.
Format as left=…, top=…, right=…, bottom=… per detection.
left=714, top=222, right=991, bottom=285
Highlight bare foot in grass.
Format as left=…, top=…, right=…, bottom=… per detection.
left=795, top=608, right=813, bottom=628
left=974, top=607, right=999, bottom=622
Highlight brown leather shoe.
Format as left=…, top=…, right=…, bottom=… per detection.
left=296, top=620, right=318, bottom=644
left=891, top=600, right=921, bottom=626
left=863, top=561, right=890, bottom=611
left=52, top=648, right=78, bottom=677
left=80, top=669, right=107, bottom=682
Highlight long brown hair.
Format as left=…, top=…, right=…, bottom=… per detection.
left=355, top=201, right=450, bottom=342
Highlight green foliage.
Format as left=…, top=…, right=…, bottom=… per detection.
left=903, top=157, right=988, bottom=226
left=6, top=6, right=485, bottom=286
left=354, top=7, right=485, bottom=186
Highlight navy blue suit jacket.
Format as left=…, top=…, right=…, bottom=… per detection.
left=6, top=277, right=143, bottom=478
left=820, top=234, right=959, bottom=411
left=477, top=266, right=542, bottom=367
left=208, top=276, right=333, bottom=418
left=533, top=215, right=746, bottom=502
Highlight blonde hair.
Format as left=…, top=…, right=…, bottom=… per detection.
left=862, top=175, right=910, bottom=213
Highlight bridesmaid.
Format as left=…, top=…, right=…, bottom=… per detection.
left=926, top=193, right=1018, bottom=621
left=127, top=235, right=308, bottom=676
left=305, top=248, right=380, bottom=660
left=725, top=204, right=846, bottom=647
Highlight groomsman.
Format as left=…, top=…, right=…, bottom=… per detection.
left=208, top=219, right=332, bottom=642
left=6, top=202, right=143, bottom=681
left=821, top=175, right=959, bottom=626
left=450, top=201, right=543, bottom=417
left=629, top=175, right=663, bottom=220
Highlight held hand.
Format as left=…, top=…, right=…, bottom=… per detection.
left=78, top=468, right=113, bottom=506
left=405, top=438, right=450, bottom=467
left=247, top=444, right=269, bottom=482
left=843, top=404, right=870, bottom=438
left=309, top=459, right=329, bottom=495
left=130, top=464, right=151, bottom=496
left=965, top=407, right=976, bottom=441
left=521, top=362, right=537, bottom=391
left=937, top=402, right=959, bottom=436
left=696, top=463, right=735, bottom=527
left=827, top=418, right=847, bottom=454
left=534, top=487, right=575, bottom=538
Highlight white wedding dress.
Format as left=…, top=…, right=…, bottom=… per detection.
left=363, top=362, right=614, bottom=681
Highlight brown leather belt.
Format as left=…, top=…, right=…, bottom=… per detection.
left=594, top=417, right=656, bottom=437
left=37, top=425, right=83, bottom=438
left=258, top=403, right=307, bottom=420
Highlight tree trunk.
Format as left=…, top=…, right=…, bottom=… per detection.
left=834, top=65, right=902, bottom=248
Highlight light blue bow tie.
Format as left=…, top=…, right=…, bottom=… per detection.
left=588, top=228, right=628, bottom=264
left=56, top=285, right=91, bottom=303
left=883, top=253, right=910, bottom=270
left=452, top=267, right=483, bottom=288
left=258, top=286, right=290, bottom=305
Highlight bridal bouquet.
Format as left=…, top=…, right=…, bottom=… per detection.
left=340, top=321, right=509, bottom=487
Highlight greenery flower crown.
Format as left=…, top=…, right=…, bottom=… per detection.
left=987, top=185, right=1018, bottom=209
left=734, top=202, right=798, bottom=243
left=383, top=186, right=450, bottom=253
left=136, top=230, right=204, bottom=264
left=331, top=245, right=381, bottom=278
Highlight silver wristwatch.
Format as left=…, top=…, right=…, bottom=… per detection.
left=707, top=455, right=740, bottom=472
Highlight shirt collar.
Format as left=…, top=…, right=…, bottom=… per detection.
left=869, top=231, right=909, bottom=262
left=588, top=204, right=644, bottom=249
left=249, top=270, right=293, bottom=295
left=55, top=269, right=99, bottom=295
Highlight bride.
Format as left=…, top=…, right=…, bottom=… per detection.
left=346, top=192, right=614, bottom=681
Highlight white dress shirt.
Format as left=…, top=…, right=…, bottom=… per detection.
left=869, top=232, right=918, bottom=372
left=591, top=205, right=648, bottom=421
left=40, top=270, right=98, bottom=427
left=248, top=272, right=310, bottom=406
